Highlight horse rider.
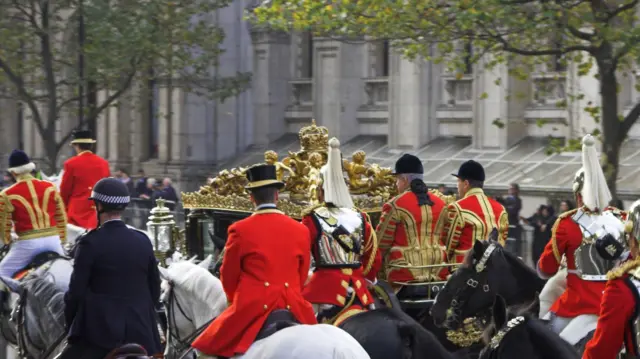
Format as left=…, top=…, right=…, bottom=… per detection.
left=0, top=149, right=66, bottom=282
left=583, top=199, right=640, bottom=359
left=537, top=134, right=627, bottom=342
left=375, top=153, right=448, bottom=298
left=301, top=138, right=382, bottom=324
left=60, top=130, right=110, bottom=229
left=59, top=178, right=161, bottom=359
left=439, top=160, right=509, bottom=265
left=192, top=164, right=317, bottom=358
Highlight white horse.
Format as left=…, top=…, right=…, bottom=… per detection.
left=0, top=258, right=72, bottom=358
left=158, top=256, right=371, bottom=359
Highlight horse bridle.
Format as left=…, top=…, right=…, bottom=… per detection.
left=446, top=243, right=497, bottom=326
left=164, top=282, right=213, bottom=354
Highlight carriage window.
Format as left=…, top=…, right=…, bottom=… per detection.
left=198, top=219, right=216, bottom=265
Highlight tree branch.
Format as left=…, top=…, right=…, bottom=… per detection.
left=620, top=100, right=640, bottom=141
left=0, top=56, right=45, bottom=134
left=39, top=0, right=59, bottom=129
left=56, top=59, right=140, bottom=150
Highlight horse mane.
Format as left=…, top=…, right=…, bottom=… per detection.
left=482, top=313, right=578, bottom=358
left=166, top=261, right=226, bottom=309
left=525, top=318, right=579, bottom=358
left=22, top=276, right=66, bottom=340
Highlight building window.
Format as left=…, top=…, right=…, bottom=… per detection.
left=300, top=32, right=314, bottom=78
left=463, top=42, right=473, bottom=75
left=148, top=71, right=159, bottom=159
left=381, top=41, right=390, bottom=77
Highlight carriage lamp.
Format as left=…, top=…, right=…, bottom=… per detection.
left=147, top=198, right=176, bottom=265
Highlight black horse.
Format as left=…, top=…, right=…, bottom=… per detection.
left=430, top=238, right=546, bottom=330
left=339, top=307, right=471, bottom=359
left=479, top=296, right=579, bottom=359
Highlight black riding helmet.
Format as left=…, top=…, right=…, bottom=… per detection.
left=89, top=177, right=131, bottom=213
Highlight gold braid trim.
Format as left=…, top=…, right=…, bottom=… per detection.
left=362, top=221, right=378, bottom=277
left=607, top=257, right=640, bottom=280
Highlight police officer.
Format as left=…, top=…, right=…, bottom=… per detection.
left=58, top=178, right=161, bottom=359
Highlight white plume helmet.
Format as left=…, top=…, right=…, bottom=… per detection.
left=579, top=134, right=612, bottom=211
left=320, top=137, right=354, bottom=208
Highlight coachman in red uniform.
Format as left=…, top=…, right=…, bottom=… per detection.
left=376, top=154, right=448, bottom=297
left=0, top=150, right=67, bottom=279
left=60, top=130, right=110, bottom=229
left=537, top=134, right=627, bottom=344
left=192, top=165, right=317, bottom=358
left=439, top=160, right=509, bottom=265
left=583, top=199, right=640, bottom=359
left=301, top=138, right=382, bottom=325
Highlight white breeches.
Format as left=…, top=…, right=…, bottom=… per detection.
left=0, top=235, right=64, bottom=278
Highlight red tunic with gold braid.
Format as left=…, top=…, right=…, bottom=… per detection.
left=439, top=188, right=508, bottom=264
left=0, top=174, right=67, bottom=244
left=60, top=150, right=110, bottom=229
left=375, top=190, right=447, bottom=284
left=583, top=258, right=640, bottom=359
left=301, top=206, right=382, bottom=308
left=538, top=207, right=628, bottom=319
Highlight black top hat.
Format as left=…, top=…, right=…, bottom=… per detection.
left=245, top=165, right=284, bottom=190
left=70, top=130, right=96, bottom=144
left=452, top=160, right=485, bottom=182
left=392, top=154, right=424, bottom=175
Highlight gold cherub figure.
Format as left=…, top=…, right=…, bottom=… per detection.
left=343, top=150, right=373, bottom=194
left=307, top=152, right=324, bottom=205
left=264, top=150, right=293, bottom=182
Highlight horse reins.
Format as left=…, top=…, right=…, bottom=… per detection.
left=165, top=284, right=214, bottom=354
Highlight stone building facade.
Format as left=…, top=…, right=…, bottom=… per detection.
left=1, top=5, right=639, bottom=198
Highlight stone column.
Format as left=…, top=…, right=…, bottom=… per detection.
left=471, top=57, right=516, bottom=149
left=250, top=29, right=291, bottom=146
left=96, top=90, right=109, bottom=157
left=107, top=96, right=120, bottom=163
left=388, top=52, right=437, bottom=149
left=170, top=87, right=185, bottom=162
left=156, top=84, right=172, bottom=162
left=312, top=38, right=363, bottom=142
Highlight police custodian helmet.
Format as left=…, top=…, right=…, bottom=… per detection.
left=89, top=177, right=131, bottom=211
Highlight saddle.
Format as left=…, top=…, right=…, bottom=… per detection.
left=254, top=309, right=299, bottom=342
left=104, top=343, right=152, bottom=359
left=12, top=251, right=62, bottom=280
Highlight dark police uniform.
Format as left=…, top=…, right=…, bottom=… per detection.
left=58, top=178, right=162, bottom=359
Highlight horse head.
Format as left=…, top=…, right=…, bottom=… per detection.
left=0, top=275, right=66, bottom=358
left=158, top=255, right=225, bottom=357
left=431, top=236, right=545, bottom=330
left=479, top=296, right=579, bottom=359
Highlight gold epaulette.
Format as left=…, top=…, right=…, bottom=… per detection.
left=429, top=189, right=456, bottom=205
left=301, top=203, right=324, bottom=218
left=607, top=258, right=640, bottom=280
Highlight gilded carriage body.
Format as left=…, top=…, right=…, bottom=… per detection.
left=180, top=120, right=458, bottom=307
